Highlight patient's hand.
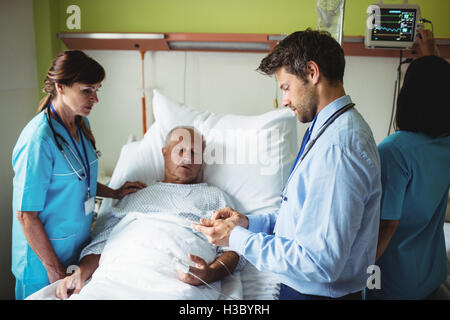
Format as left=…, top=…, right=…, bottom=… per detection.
left=56, top=269, right=85, bottom=299
left=176, top=254, right=213, bottom=286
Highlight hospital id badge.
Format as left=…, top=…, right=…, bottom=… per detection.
left=84, top=196, right=95, bottom=215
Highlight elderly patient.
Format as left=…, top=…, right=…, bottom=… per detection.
left=56, top=127, right=243, bottom=299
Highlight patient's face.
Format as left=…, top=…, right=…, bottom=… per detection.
left=162, top=128, right=204, bottom=184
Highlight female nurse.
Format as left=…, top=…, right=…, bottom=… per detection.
left=12, top=50, right=146, bottom=299
left=366, top=31, right=450, bottom=299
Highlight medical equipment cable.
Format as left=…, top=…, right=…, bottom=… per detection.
left=387, top=50, right=413, bottom=136
left=173, top=258, right=240, bottom=300
left=420, top=18, right=434, bottom=35
left=387, top=50, right=401, bottom=137
left=186, top=270, right=240, bottom=300
left=419, top=18, right=439, bottom=56
left=162, top=238, right=240, bottom=301
left=183, top=51, right=187, bottom=104
left=216, top=258, right=233, bottom=277
left=160, top=213, right=241, bottom=300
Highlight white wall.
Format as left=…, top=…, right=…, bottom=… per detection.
left=85, top=50, right=399, bottom=178
left=86, top=50, right=286, bottom=178
left=0, top=0, right=39, bottom=299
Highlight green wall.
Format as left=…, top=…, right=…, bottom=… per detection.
left=33, top=0, right=60, bottom=98
left=33, top=0, right=450, bottom=97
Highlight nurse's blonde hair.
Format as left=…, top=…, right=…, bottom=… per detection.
left=38, top=50, right=105, bottom=149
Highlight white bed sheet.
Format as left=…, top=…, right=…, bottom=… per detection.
left=28, top=222, right=450, bottom=300
left=26, top=265, right=279, bottom=300
left=445, top=222, right=450, bottom=258
left=27, top=211, right=280, bottom=300
left=435, top=222, right=450, bottom=299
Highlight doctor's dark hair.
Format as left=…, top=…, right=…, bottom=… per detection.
left=395, top=55, right=450, bottom=137
left=257, top=29, right=345, bottom=86
left=38, top=50, right=106, bottom=148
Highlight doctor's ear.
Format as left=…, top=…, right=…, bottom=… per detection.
left=306, top=61, right=320, bottom=85
left=162, top=147, right=167, bottom=157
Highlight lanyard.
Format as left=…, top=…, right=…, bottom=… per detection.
left=281, top=102, right=355, bottom=202
left=288, top=113, right=318, bottom=177
left=50, top=104, right=91, bottom=197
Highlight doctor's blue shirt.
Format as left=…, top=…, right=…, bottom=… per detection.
left=230, top=95, right=382, bottom=298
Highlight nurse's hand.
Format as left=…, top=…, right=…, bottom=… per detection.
left=46, top=264, right=67, bottom=284
left=114, top=181, right=147, bottom=199
left=417, top=29, right=438, bottom=56
left=56, top=270, right=85, bottom=300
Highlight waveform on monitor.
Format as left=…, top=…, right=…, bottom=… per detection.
left=375, top=26, right=401, bottom=33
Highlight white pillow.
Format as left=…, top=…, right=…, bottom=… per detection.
left=101, top=89, right=298, bottom=216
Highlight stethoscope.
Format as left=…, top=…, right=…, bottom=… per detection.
left=281, top=102, right=355, bottom=203
left=45, top=104, right=101, bottom=183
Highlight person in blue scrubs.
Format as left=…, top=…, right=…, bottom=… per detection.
left=193, top=29, right=382, bottom=300
left=366, top=31, right=450, bottom=300
left=12, top=50, right=146, bottom=300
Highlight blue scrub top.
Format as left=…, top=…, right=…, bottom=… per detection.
left=368, top=131, right=450, bottom=299
left=12, top=111, right=98, bottom=284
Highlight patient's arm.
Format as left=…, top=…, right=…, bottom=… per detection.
left=208, top=251, right=239, bottom=282
left=177, top=251, right=239, bottom=286
left=78, top=254, right=100, bottom=281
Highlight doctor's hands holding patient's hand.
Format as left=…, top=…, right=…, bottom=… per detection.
left=192, top=207, right=249, bottom=247
left=211, top=207, right=249, bottom=229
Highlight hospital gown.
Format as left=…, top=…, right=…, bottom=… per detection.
left=80, top=181, right=246, bottom=271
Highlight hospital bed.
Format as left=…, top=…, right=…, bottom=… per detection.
left=441, top=222, right=450, bottom=298
left=27, top=89, right=298, bottom=300
left=27, top=90, right=450, bottom=300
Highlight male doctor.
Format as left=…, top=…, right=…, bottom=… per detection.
left=194, top=29, right=382, bottom=300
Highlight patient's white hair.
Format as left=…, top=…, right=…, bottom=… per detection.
left=164, top=126, right=205, bottom=149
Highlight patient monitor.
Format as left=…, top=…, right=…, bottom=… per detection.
left=365, top=3, right=421, bottom=49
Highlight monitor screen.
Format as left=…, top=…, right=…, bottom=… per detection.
left=371, top=8, right=417, bottom=42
